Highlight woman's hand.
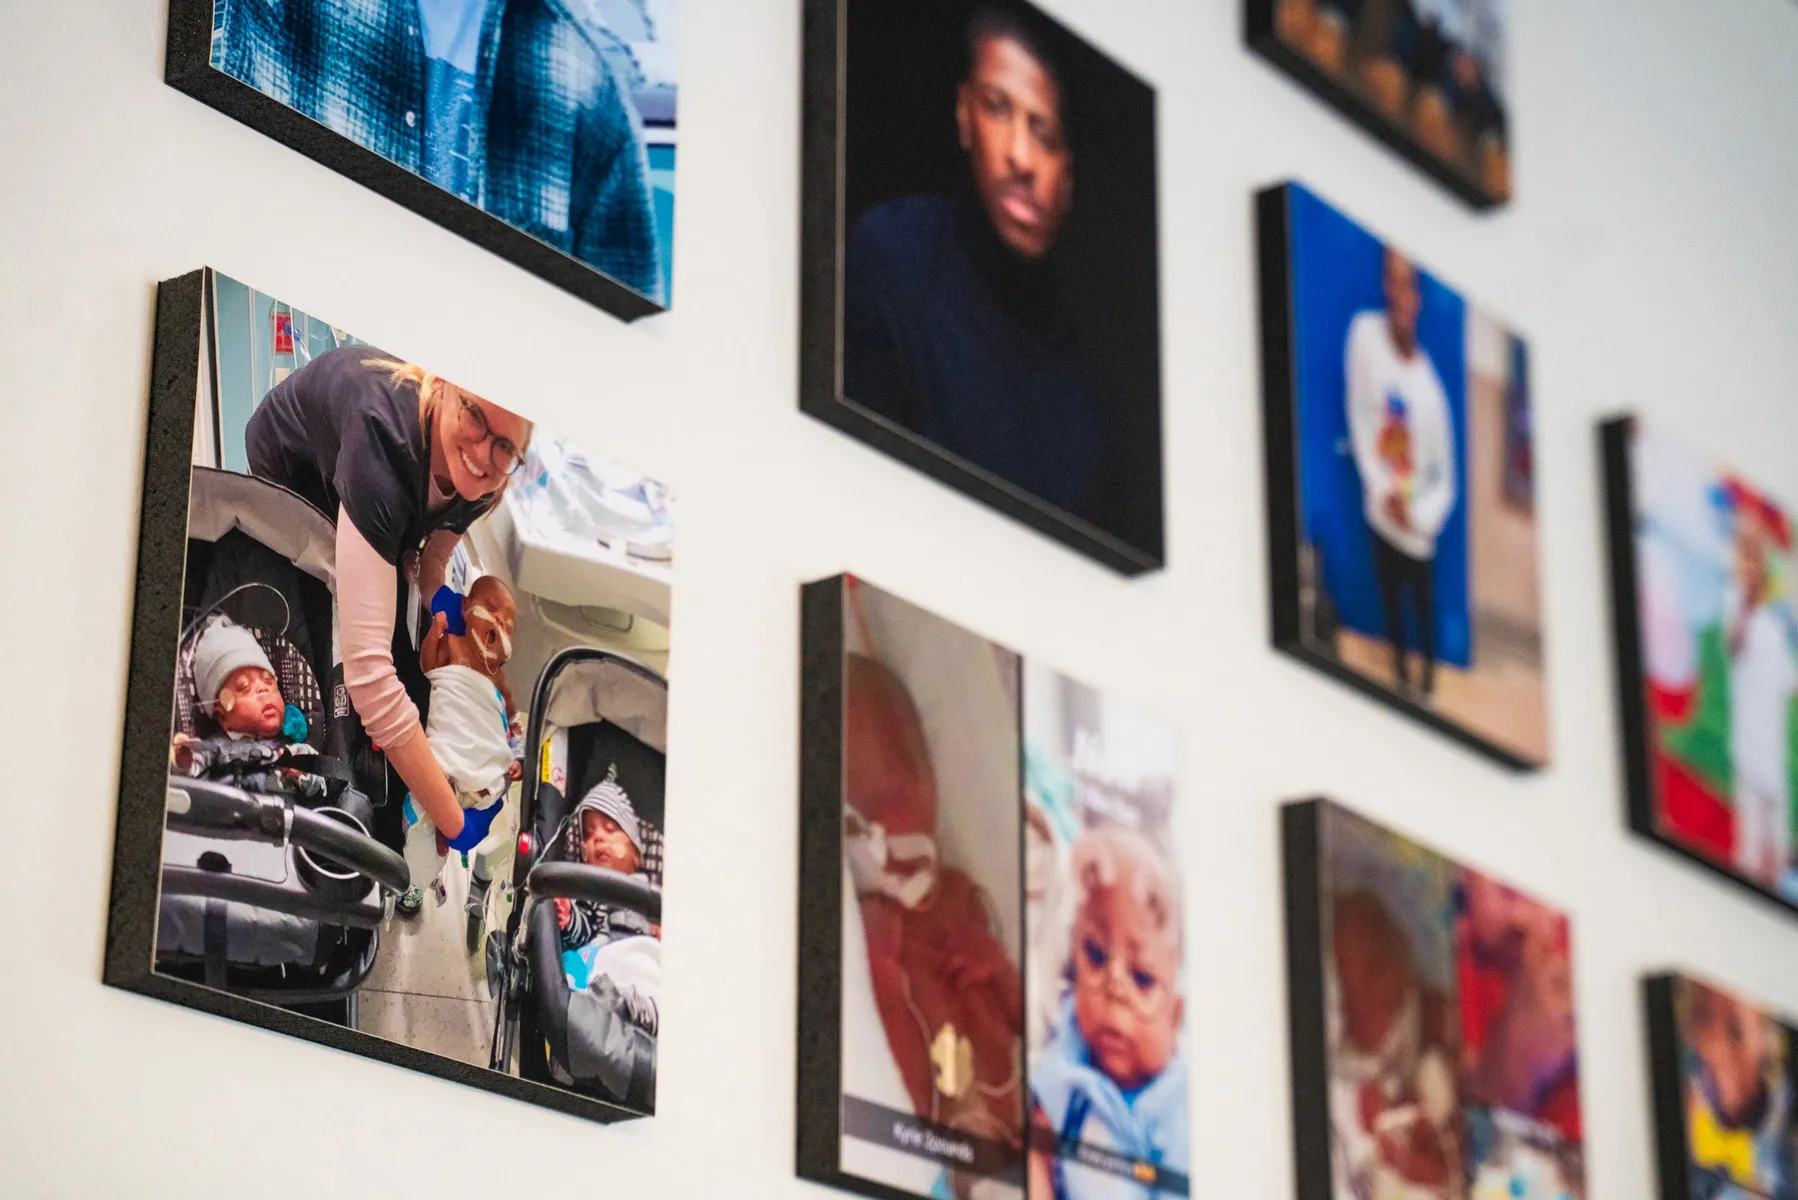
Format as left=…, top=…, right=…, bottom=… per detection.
left=384, top=728, right=465, bottom=839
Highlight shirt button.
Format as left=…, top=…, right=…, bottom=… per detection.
left=405, top=111, right=417, bottom=127
left=407, top=24, right=417, bottom=35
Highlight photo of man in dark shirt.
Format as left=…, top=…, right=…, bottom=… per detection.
left=843, top=6, right=1108, bottom=527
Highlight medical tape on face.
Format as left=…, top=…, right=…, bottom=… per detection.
left=467, top=604, right=512, bottom=663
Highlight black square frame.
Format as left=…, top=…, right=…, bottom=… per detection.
left=164, top=0, right=663, bottom=323
left=1257, top=184, right=1538, bottom=773
left=1243, top=0, right=1505, bottom=212
left=1280, top=798, right=1332, bottom=1200
left=1600, top=415, right=1798, bottom=919
left=799, top=0, right=1165, bottom=577
left=1642, top=974, right=1698, bottom=1200
left=103, top=269, right=642, bottom=1126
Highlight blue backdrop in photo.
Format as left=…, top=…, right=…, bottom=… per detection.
left=1288, top=185, right=1472, bottom=667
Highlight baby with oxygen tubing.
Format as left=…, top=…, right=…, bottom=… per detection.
left=399, top=574, right=525, bottom=910
left=170, top=614, right=327, bottom=799
left=1027, top=825, right=1189, bottom=1200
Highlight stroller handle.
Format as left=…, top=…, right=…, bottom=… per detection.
left=290, top=806, right=409, bottom=895
left=527, top=863, right=661, bottom=923
left=166, top=777, right=410, bottom=895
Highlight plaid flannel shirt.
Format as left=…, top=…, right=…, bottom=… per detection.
left=214, top=0, right=664, bottom=303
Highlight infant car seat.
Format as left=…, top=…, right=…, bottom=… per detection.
left=157, top=469, right=406, bottom=1011
left=488, top=647, right=667, bottom=1113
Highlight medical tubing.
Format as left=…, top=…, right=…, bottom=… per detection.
left=526, top=862, right=661, bottom=923
left=179, top=581, right=294, bottom=647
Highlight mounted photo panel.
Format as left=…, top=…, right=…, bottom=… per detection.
left=1282, top=798, right=1585, bottom=1200
left=1603, top=417, right=1798, bottom=916
left=1246, top=0, right=1512, bottom=210
left=800, top=0, right=1164, bottom=575
left=106, top=269, right=673, bottom=1123
left=798, top=574, right=1188, bottom=1199
left=1259, top=182, right=1548, bottom=771
left=165, top=0, right=679, bottom=320
left=1644, top=973, right=1798, bottom=1200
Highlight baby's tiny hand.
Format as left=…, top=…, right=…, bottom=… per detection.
left=555, top=898, right=572, bottom=928
left=506, top=759, right=523, bottom=782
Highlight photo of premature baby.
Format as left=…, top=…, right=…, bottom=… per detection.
left=834, top=576, right=1027, bottom=1200
left=1307, top=800, right=1584, bottom=1200
left=1672, top=976, right=1798, bottom=1200
left=1023, top=663, right=1187, bottom=1199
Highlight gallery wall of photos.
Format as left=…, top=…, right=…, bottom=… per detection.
left=4, top=0, right=1798, bottom=1197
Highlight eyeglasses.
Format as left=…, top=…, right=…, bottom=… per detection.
left=454, top=391, right=525, bottom=477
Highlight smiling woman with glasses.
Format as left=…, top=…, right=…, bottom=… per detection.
left=243, top=347, right=533, bottom=857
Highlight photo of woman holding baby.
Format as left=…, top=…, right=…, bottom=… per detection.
left=119, top=269, right=676, bottom=1121
left=244, top=345, right=532, bottom=881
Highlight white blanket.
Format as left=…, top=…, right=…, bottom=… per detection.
left=424, top=664, right=512, bottom=804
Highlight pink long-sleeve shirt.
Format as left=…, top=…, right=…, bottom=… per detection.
left=335, top=507, right=460, bottom=750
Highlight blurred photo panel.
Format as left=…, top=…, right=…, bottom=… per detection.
left=834, top=577, right=1027, bottom=1198
left=1248, top=0, right=1511, bottom=207
left=113, top=268, right=672, bottom=1121
left=803, top=0, right=1164, bottom=573
left=1609, top=420, right=1798, bottom=910
left=172, top=0, right=680, bottom=317
left=1286, top=799, right=1585, bottom=1199
left=1261, top=182, right=1547, bottom=769
left=1023, top=664, right=1187, bottom=1197
left=1656, top=975, right=1798, bottom=1200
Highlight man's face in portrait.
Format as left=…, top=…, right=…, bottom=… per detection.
left=1382, top=248, right=1422, bottom=356
left=956, top=22, right=1074, bottom=261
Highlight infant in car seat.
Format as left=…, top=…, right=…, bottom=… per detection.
left=555, top=766, right=661, bottom=1102
left=401, top=577, right=522, bottom=904
left=557, top=766, right=659, bottom=959
left=170, top=615, right=324, bottom=799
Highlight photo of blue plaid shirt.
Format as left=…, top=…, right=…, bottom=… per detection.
left=212, top=0, right=667, bottom=304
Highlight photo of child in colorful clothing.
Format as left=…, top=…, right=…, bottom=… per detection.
left=1676, top=977, right=1798, bottom=1200
left=1629, top=426, right=1798, bottom=901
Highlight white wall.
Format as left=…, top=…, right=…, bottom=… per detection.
left=3, top=0, right=1797, bottom=1194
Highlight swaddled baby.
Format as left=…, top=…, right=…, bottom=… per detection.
left=401, top=575, right=522, bottom=902
left=170, top=615, right=324, bottom=800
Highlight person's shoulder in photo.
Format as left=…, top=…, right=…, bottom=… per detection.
left=210, top=0, right=664, bottom=300
left=843, top=2, right=1108, bottom=525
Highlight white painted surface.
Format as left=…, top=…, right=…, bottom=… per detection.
left=2, top=0, right=1797, bottom=1194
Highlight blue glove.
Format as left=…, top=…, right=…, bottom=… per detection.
left=445, top=799, right=503, bottom=853
left=430, top=585, right=467, bottom=636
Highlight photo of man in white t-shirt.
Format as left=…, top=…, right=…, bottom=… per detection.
left=1344, top=249, right=1459, bottom=700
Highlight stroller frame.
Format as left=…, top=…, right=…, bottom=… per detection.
left=104, top=270, right=644, bottom=1126
left=486, top=645, right=666, bottom=1118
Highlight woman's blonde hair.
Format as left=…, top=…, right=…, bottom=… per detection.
left=362, top=357, right=533, bottom=495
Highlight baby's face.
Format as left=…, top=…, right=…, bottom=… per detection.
left=465, top=579, right=516, bottom=671
left=581, top=811, right=641, bottom=875
left=1070, top=885, right=1183, bottom=1092
left=1690, top=988, right=1770, bottom=1125
left=216, top=665, right=285, bottom=739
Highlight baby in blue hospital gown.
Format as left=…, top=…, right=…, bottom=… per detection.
left=1030, top=827, right=1188, bottom=1199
